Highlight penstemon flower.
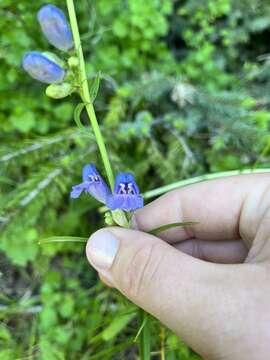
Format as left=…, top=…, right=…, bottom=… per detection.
left=22, top=51, right=66, bottom=83
left=106, top=172, right=144, bottom=211
left=37, top=4, right=73, bottom=51
left=70, top=164, right=110, bottom=204
left=71, top=165, right=144, bottom=213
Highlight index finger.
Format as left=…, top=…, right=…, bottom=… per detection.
left=134, top=173, right=270, bottom=243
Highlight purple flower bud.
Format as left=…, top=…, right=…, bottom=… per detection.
left=70, top=164, right=111, bottom=204
left=106, top=173, right=144, bottom=212
left=22, top=51, right=65, bottom=83
left=38, top=4, right=73, bottom=51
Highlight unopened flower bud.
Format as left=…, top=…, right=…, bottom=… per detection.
left=104, top=211, right=115, bottom=226
left=22, top=51, right=65, bottom=83
left=111, top=209, right=130, bottom=227
left=68, top=56, right=79, bottom=68
left=38, top=4, right=73, bottom=51
left=46, top=82, right=73, bottom=99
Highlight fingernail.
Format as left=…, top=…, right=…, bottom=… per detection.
left=86, top=229, right=119, bottom=270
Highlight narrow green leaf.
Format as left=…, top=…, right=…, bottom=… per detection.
left=38, top=236, right=87, bottom=245
left=101, top=312, right=136, bottom=341
left=138, top=309, right=151, bottom=360
left=89, top=72, right=101, bottom=103
left=149, top=221, right=199, bottom=236
left=134, top=312, right=147, bottom=342
left=74, top=103, right=86, bottom=131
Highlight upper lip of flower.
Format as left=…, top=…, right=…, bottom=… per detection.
left=114, top=173, right=140, bottom=194
left=106, top=172, right=144, bottom=211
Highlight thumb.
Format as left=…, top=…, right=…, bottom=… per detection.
left=86, top=227, right=238, bottom=356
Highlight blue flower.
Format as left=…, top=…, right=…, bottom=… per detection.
left=106, top=173, right=144, bottom=212
left=22, top=51, right=65, bottom=83
left=70, top=164, right=110, bottom=204
left=37, top=4, right=73, bottom=51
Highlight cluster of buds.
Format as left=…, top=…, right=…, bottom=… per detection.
left=22, top=4, right=78, bottom=99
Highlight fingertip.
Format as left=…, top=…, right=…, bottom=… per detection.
left=99, top=272, right=115, bottom=288
left=85, top=228, right=120, bottom=271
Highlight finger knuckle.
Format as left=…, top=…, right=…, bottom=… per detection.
left=193, top=239, right=205, bottom=260
left=122, top=243, right=161, bottom=299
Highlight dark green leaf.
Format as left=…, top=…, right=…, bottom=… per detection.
left=38, top=236, right=88, bottom=245
left=149, top=221, right=199, bottom=236
left=138, top=309, right=151, bottom=360
left=101, top=312, right=136, bottom=341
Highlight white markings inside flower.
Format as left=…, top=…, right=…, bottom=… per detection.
left=127, top=183, right=135, bottom=194
left=89, top=174, right=100, bottom=182
left=118, top=183, right=135, bottom=194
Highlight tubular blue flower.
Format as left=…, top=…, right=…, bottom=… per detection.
left=106, top=173, right=144, bottom=212
left=22, top=51, right=65, bottom=83
left=37, top=4, right=73, bottom=51
left=70, top=164, right=111, bottom=204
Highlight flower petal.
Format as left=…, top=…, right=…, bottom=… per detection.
left=87, top=181, right=110, bottom=204
left=81, top=164, right=111, bottom=203
left=37, top=4, right=73, bottom=51
left=106, top=194, right=144, bottom=211
left=22, top=52, right=65, bottom=83
left=114, top=172, right=140, bottom=194
left=82, top=164, right=98, bottom=182
left=70, top=183, right=88, bottom=199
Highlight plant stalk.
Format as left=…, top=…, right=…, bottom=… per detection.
left=143, top=168, right=270, bottom=199
left=66, top=0, right=114, bottom=190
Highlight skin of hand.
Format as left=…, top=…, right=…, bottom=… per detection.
left=86, top=174, right=270, bottom=360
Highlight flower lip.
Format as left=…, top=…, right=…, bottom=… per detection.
left=71, top=164, right=111, bottom=204
left=106, top=172, right=144, bottom=212
left=114, top=173, right=140, bottom=195
left=82, top=164, right=101, bottom=182
left=22, top=51, right=65, bottom=83
left=37, top=4, right=73, bottom=51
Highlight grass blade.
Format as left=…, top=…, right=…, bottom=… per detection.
left=138, top=309, right=151, bottom=360
left=38, top=236, right=87, bottom=245
left=149, top=221, right=199, bottom=236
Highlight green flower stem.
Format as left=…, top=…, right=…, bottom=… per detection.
left=143, top=168, right=270, bottom=199
left=66, top=0, right=114, bottom=190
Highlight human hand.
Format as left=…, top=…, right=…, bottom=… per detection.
left=86, top=174, right=270, bottom=360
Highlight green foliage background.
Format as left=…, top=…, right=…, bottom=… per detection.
left=0, top=0, right=270, bottom=358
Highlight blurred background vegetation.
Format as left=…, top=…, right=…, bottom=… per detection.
left=1, top=0, right=270, bottom=358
